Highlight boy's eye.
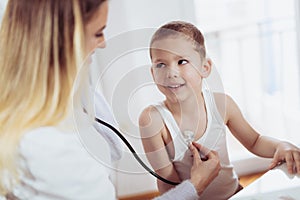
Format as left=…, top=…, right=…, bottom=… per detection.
left=178, top=59, right=188, bottom=65
left=155, top=63, right=166, bottom=68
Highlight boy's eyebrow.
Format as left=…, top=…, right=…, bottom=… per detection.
left=152, top=55, right=189, bottom=62
left=152, top=58, right=165, bottom=63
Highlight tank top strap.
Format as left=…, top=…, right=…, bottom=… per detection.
left=152, top=103, right=182, bottom=140
left=202, top=89, right=225, bottom=126
left=197, top=90, right=227, bottom=151
left=152, top=103, right=188, bottom=159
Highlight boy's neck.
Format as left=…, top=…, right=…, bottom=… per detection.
left=164, top=92, right=205, bottom=116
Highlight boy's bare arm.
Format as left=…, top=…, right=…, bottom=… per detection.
left=224, top=94, right=279, bottom=156
left=224, top=95, right=300, bottom=174
left=139, top=106, right=181, bottom=193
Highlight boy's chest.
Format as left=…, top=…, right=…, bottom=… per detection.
left=176, top=115, right=208, bottom=141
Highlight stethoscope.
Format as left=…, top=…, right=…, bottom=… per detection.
left=94, top=116, right=180, bottom=185
left=92, top=80, right=213, bottom=186
left=77, top=78, right=180, bottom=184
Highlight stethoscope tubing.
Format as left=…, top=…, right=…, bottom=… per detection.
left=94, top=117, right=179, bottom=185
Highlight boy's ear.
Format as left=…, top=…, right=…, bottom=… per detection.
left=200, top=58, right=212, bottom=78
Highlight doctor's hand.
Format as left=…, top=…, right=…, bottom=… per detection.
left=189, top=142, right=221, bottom=196
left=269, top=142, right=300, bottom=174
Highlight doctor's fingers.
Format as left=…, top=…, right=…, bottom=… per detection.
left=191, top=142, right=211, bottom=156
left=190, top=143, right=202, bottom=164
left=190, top=144, right=220, bottom=174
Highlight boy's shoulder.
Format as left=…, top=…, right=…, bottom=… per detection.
left=139, top=104, right=164, bottom=128
left=210, top=92, right=240, bottom=123
left=210, top=92, right=232, bottom=105
left=139, top=105, right=166, bottom=137
left=210, top=92, right=232, bottom=121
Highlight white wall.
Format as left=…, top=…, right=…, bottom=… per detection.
left=0, top=0, right=7, bottom=21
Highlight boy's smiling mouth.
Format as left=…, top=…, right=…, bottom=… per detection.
left=167, top=84, right=185, bottom=88
left=164, top=83, right=185, bottom=92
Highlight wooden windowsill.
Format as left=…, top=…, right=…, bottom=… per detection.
left=118, top=171, right=267, bottom=200
left=118, top=191, right=160, bottom=200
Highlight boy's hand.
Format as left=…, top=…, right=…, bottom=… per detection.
left=189, top=142, right=221, bottom=195
left=269, top=142, right=300, bottom=174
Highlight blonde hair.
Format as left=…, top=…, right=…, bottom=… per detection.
left=0, top=0, right=105, bottom=195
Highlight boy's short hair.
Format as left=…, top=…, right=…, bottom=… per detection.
left=150, top=21, right=206, bottom=59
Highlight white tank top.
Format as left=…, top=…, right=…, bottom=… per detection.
left=154, top=90, right=239, bottom=200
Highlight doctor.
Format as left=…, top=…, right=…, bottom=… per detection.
left=0, top=0, right=220, bottom=199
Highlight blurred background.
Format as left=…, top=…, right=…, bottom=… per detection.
left=99, top=0, right=300, bottom=197
left=1, top=0, right=299, bottom=198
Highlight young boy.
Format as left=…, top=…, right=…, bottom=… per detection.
left=139, top=21, right=300, bottom=199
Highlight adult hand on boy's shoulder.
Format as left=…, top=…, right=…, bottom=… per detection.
left=269, top=141, right=300, bottom=174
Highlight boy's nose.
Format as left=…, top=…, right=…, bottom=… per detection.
left=167, top=67, right=179, bottom=78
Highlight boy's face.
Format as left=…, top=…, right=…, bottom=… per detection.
left=150, top=36, right=210, bottom=102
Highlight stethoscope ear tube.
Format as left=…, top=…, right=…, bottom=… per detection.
left=94, top=117, right=179, bottom=185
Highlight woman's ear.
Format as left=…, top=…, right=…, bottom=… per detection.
left=200, top=58, right=212, bottom=78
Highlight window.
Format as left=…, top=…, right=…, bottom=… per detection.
left=194, top=0, right=300, bottom=174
